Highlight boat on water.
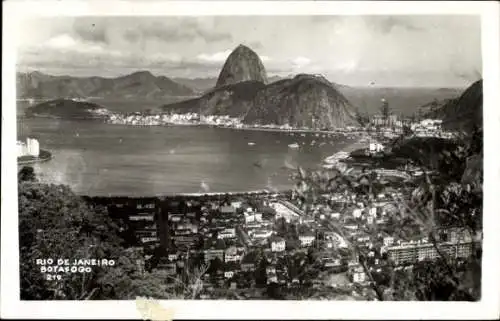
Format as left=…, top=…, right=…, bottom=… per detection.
left=253, top=161, right=263, bottom=168
left=288, top=143, right=300, bottom=149
left=248, top=142, right=256, bottom=146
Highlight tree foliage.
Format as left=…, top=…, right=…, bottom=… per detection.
left=291, top=127, right=482, bottom=301
left=18, top=166, right=37, bottom=182
left=18, top=175, right=207, bottom=300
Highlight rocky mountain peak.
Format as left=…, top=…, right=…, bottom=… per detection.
left=215, top=44, right=268, bottom=88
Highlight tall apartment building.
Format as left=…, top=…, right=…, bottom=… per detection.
left=387, top=241, right=476, bottom=265
left=387, top=227, right=479, bottom=265
left=17, top=137, right=40, bottom=157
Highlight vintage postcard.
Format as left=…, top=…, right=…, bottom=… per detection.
left=2, top=0, right=499, bottom=319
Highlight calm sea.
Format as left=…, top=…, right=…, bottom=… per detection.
left=16, top=86, right=461, bottom=196
left=17, top=117, right=360, bottom=196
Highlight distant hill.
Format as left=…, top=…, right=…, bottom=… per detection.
left=442, top=80, right=482, bottom=133
left=391, top=80, right=483, bottom=182
left=341, top=86, right=463, bottom=117
left=243, top=74, right=360, bottom=129
left=163, top=80, right=266, bottom=118
left=215, top=44, right=268, bottom=88
left=389, top=136, right=464, bottom=178
left=418, top=80, right=482, bottom=134
left=16, top=71, right=196, bottom=100
left=163, top=44, right=360, bottom=129
left=419, top=98, right=459, bottom=119
left=25, top=99, right=108, bottom=119
left=163, top=74, right=360, bottom=129
left=173, top=75, right=284, bottom=94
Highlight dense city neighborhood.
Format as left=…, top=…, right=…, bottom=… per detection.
left=86, top=128, right=481, bottom=299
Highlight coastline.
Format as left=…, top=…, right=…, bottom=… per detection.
left=79, top=189, right=293, bottom=198
left=102, top=110, right=369, bottom=136
left=215, top=125, right=367, bottom=136
left=105, top=119, right=369, bottom=137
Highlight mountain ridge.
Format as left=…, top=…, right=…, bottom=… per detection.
left=162, top=44, right=361, bottom=129
left=24, top=99, right=108, bottom=119
left=16, top=71, right=196, bottom=100
left=215, top=44, right=268, bottom=88
left=163, top=73, right=361, bottom=129
left=418, top=79, right=482, bottom=133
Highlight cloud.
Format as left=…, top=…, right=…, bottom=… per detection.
left=196, top=50, right=232, bottom=63
left=247, top=40, right=264, bottom=50
left=291, top=56, right=311, bottom=68
left=335, top=59, right=358, bottom=73
left=364, top=16, right=424, bottom=34
left=196, top=50, right=271, bottom=64
left=18, top=43, right=227, bottom=78
left=45, top=34, right=78, bottom=49
left=123, top=19, right=232, bottom=44
left=33, top=34, right=110, bottom=56
left=16, top=15, right=481, bottom=86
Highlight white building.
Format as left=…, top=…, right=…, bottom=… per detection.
left=344, top=224, right=358, bottom=230
left=352, top=209, right=362, bottom=218
left=369, top=142, right=384, bottom=153
left=269, top=202, right=299, bottom=223
left=383, top=236, right=395, bottom=247
left=27, top=138, right=40, bottom=156
left=330, top=212, right=341, bottom=219
left=245, top=212, right=262, bottom=224
left=225, top=247, right=244, bottom=262
left=251, top=229, right=273, bottom=239
left=333, top=233, right=349, bottom=249
left=231, top=201, right=242, bottom=209
left=351, top=266, right=367, bottom=283
left=17, top=137, right=40, bottom=157
left=168, top=253, right=179, bottom=261
left=299, top=234, right=315, bottom=247
left=271, top=238, right=286, bottom=252
left=217, top=228, right=236, bottom=239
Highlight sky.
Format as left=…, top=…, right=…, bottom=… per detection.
left=16, top=15, right=482, bottom=87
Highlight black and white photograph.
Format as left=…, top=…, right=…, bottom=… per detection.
left=2, top=1, right=500, bottom=319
